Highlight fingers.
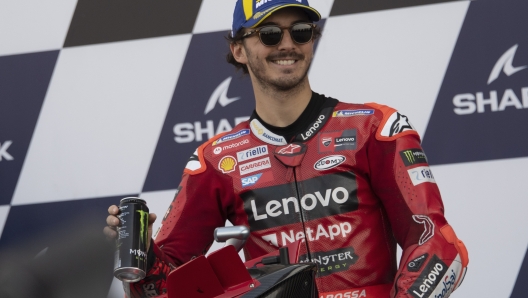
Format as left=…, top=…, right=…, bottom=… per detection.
left=148, top=213, right=157, bottom=226
left=106, top=214, right=120, bottom=227
left=108, top=205, right=119, bottom=215
left=103, top=226, right=117, bottom=240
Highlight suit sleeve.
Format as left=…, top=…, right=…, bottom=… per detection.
left=126, top=144, right=237, bottom=298
left=366, top=103, right=469, bottom=298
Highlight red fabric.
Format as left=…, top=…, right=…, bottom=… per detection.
left=128, top=100, right=468, bottom=298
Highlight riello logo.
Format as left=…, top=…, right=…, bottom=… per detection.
left=173, top=77, right=249, bottom=143
left=453, top=44, right=528, bottom=115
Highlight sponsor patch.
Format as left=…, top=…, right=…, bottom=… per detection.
left=241, top=171, right=273, bottom=188
left=237, top=145, right=268, bottom=162
left=294, top=106, right=333, bottom=142
left=332, top=109, right=374, bottom=117
left=277, top=143, right=302, bottom=155
left=250, top=119, right=287, bottom=145
left=407, top=166, right=436, bottom=185
left=407, top=253, right=429, bottom=272
left=212, top=129, right=250, bottom=146
left=241, top=172, right=358, bottom=231
left=184, top=150, right=202, bottom=171
left=380, top=112, right=416, bottom=137
left=314, top=155, right=346, bottom=170
left=319, top=129, right=357, bottom=152
left=213, top=138, right=250, bottom=155
left=408, top=255, right=448, bottom=298
left=261, top=222, right=353, bottom=247
left=400, top=149, right=428, bottom=166
left=239, top=157, right=271, bottom=176
left=218, top=155, right=237, bottom=174
left=299, top=247, right=358, bottom=277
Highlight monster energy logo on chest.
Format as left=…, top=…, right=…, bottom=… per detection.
left=400, top=149, right=428, bottom=166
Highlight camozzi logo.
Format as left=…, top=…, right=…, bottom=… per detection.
left=0, top=141, right=14, bottom=161
left=453, top=44, right=528, bottom=115
left=173, top=77, right=249, bottom=143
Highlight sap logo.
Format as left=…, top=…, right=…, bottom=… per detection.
left=241, top=173, right=262, bottom=187
left=300, top=115, right=325, bottom=140
left=454, top=44, right=528, bottom=115
left=407, top=166, right=436, bottom=186
left=0, top=141, right=14, bottom=161
left=204, top=77, right=240, bottom=115
left=174, top=117, right=249, bottom=143
left=256, top=0, right=271, bottom=9
left=314, top=155, right=346, bottom=170
left=261, top=222, right=352, bottom=247
left=250, top=187, right=350, bottom=221
left=237, top=145, right=268, bottom=162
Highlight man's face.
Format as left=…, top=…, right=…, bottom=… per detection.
left=235, top=8, right=315, bottom=92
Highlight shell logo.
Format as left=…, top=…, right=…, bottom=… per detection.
left=218, top=156, right=237, bottom=174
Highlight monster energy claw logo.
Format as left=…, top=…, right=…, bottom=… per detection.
left=404, top=150, right=415, bottom=163
left=137, top=210, right=149, bottom=244
left=399, top=149, right=428, bottom=167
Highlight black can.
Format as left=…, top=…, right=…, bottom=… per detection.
left=114, top=197, right=149, bottom=282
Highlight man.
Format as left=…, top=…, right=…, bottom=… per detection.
left=105, top=0, right=469, bottom=297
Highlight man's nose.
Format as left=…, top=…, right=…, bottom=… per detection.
left=277, top=29, right=296, bottom=49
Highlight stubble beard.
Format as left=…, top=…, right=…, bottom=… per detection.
left=245, top=46, right=312, bottom=93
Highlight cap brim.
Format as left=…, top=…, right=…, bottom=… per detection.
left=242, top=4, right=321, bottom=29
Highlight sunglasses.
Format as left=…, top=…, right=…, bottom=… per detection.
left=242, top=23, right=316, bottom=46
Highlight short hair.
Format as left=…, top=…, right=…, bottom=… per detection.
left=225, top=24, right=322, bottom=74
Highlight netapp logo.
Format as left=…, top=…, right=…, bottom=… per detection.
left=261, top=222, right=352, bottom=247
left=454, top=44, right=528, bottom=115
left=241, top=172, right=359, bottom=231
left=408, top=255, right=448, bottom=298
left=0, top=141, right=14, bottom=161
left=299, top=247, right=358, bottom=277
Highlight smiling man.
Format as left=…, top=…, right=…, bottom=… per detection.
left=105, top=1, right=468, bottom=297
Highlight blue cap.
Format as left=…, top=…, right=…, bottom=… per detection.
left=232, top=0, right=321, bottom=37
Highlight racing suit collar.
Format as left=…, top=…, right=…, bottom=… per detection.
left=249, top=91, right=338, bottom=144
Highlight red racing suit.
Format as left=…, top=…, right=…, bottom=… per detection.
left=127, top=93, right=468, bottom=298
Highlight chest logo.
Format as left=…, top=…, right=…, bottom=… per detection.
left=218, top=156, right=237, bottom=173
left=314, top=155, right=346, bottom=170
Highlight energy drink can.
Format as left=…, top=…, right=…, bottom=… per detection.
left=114, top=197, right=149, bottom=282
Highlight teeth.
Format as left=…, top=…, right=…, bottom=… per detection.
left=275, top=60, right=295, bottom=65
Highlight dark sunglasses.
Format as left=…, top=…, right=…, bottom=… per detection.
left=242, top=23, right=316, bottom=46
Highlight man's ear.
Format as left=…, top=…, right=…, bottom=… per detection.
left=230, top=42, right=248, bottom=65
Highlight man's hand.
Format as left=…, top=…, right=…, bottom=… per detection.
left=104, top=205, right=157, bottom=251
